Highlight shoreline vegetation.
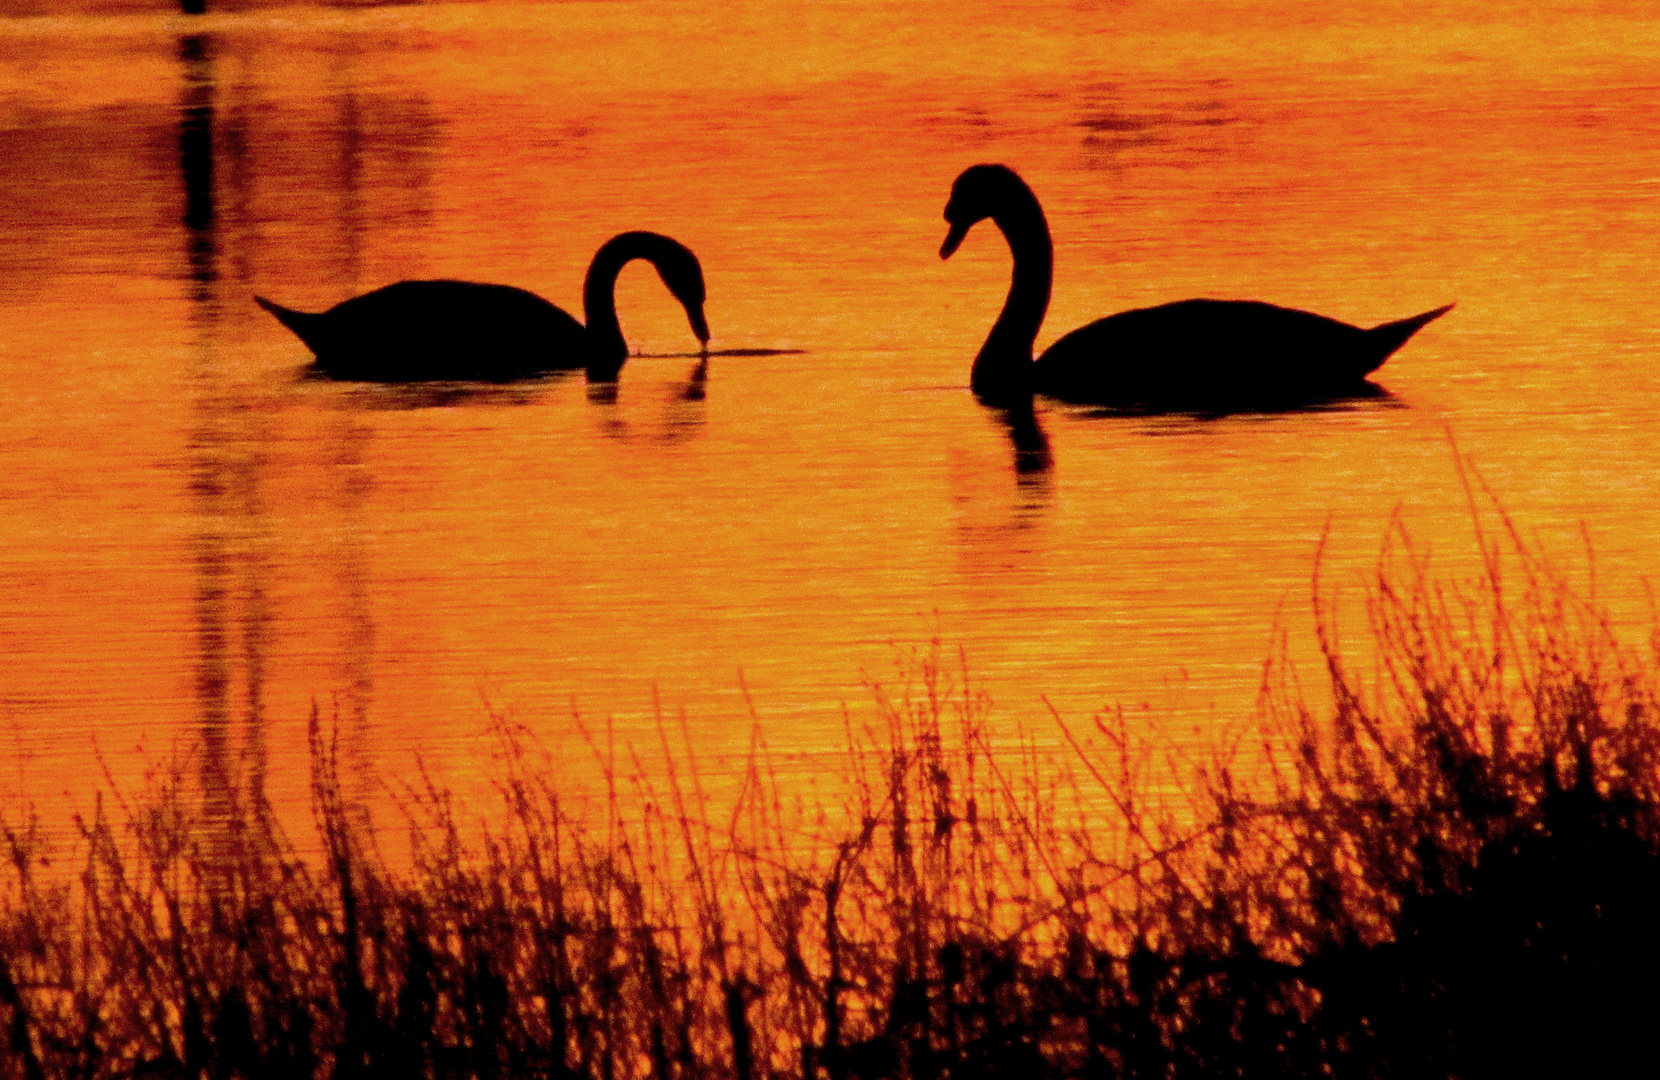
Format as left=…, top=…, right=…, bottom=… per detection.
left=5, top=474, right=1660, bottom=1078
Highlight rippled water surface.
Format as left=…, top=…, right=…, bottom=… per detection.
left=2, top=0, right=1659, bottom=833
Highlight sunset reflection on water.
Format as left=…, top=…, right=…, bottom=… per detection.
left=1, top=0, right=1658, bottom=844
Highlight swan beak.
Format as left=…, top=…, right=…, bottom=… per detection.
left=940, top=220, right=970, bottom=259
left=689, top=306, right=710, bottom=346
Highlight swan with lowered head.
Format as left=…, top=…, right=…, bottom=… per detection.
left=940, top=164, right=1452, bottom=410
left=255, top=230, right=709, bottom=383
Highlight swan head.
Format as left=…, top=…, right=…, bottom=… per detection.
left=653, top=239, right=711, bottom=347
left=584, top=232, right=711, bottom=382
left=620, top=232, right=708, bottom=347
left=940, top=163, right=1033, bottom=259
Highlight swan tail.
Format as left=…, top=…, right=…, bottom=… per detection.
left=254, top=295, right=328, bottom=354
left=1362, top=302, right=1454, bottom=371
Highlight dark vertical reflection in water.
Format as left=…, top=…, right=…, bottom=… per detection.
left=952, top=405, right=1054, bottom=611
left=322, top=404, right=376, bottom=847
left=319, top=43, right=377, bottom=837
left=180, top=35, right=216, bottom=304
left=179, top=31, right=268, bottom=860
left=305, top=52, right=444, bottom=834
left=682, top=356, right=709, bottom=402
left=658, top=358, right=711, bottom=438
left=179, top=31, right=434, bottom=849
left=577, top=361, right=713, bottom=444
left=327, top=413, right=375, bottom=792
left=587, top=381, right=629, bottom=439
left=997, top=401, right=1052, bottom=476
left=658, top=376, right=709, bottom=440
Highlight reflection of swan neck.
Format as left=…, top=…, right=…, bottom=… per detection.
left=999, top=398, right=1052, bottom=474
left=582, top=233, right=661, bottom=365
left=975, top=194, right=1052, bottom=404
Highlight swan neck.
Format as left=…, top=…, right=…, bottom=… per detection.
left=582, top=236, right=651, bottom=364
left=972, top=204, right=1052, bottom=402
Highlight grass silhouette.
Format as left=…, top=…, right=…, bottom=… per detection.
left=3, top=467, right=1659, bottom=1078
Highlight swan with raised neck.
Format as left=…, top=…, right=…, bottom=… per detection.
left=255, top=230, right=709, bottom=383
left=940, top=163, right=1453, bottom=411
left=941, top=163, right=1053, bottom=405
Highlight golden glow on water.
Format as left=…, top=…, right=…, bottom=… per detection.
left=1, top=0, right=1658, bottom=837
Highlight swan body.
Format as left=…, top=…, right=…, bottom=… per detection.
left=940, top=164, right=1452, bottom=409
left=255, top=231, right=709, bottom=383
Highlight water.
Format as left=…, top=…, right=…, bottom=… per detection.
left=2, top=0, right=1658, bottom=835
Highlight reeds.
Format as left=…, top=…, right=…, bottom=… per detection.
left=4, top=475, right=1660, bottom=1078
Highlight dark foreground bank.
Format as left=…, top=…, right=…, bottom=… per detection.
left=3, top=492, right=1659, bottom=1079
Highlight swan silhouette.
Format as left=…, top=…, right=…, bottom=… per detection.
left=255, top=231, right=709, bottom=383
left=940, top=164, right=1453, bottom=410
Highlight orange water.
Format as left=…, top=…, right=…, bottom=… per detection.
left=1, top=0, right=1658, bottom=839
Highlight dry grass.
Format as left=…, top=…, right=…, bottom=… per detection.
left=4, top=471, right=1660, bottom=1078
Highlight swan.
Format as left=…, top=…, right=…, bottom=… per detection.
left=254, top=231, right=709, bottom=382
left=940, top=164, right=1452, bottom=410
